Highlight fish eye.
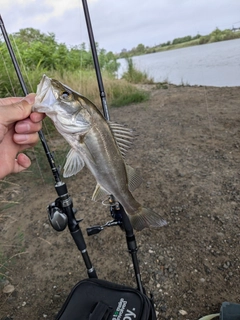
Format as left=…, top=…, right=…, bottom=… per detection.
left=61, top=91, right=70, bottom=99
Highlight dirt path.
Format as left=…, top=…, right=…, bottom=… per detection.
left=0, top=84, right=239, bottom=319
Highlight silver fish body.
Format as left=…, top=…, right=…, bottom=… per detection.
left=33, top=75, right=167, bottom=231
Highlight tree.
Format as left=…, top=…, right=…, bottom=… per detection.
left=136, top=43, right=145, bottom=54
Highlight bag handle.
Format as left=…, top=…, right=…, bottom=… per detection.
left=89, top=301, right=113, bottom=320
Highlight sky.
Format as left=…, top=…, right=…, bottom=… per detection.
left=1, top=0, right=240, bottom=53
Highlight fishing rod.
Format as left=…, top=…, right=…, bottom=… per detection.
left=0, top=14, right=97, bottom=279
left=81, top=1, right=145, bottom=294
left=81, top=0, right=110, bottom=121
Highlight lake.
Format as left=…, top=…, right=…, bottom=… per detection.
left=117, top=39, right=240, bottom=87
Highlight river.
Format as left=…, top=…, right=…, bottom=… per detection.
left=117, top=39, right=240, bottom=87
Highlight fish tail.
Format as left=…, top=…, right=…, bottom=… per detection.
left=129, top=207, right=167, bottom=231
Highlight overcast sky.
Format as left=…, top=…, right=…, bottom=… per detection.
left=1, top=0, right=240, bottom=53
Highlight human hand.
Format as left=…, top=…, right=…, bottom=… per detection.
left=0, top=94, right=45, bottom=179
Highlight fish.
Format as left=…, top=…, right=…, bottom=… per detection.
left=32, top=75, right=167, bottom=231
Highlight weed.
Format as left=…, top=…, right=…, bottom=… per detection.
left=110, top=81, right=149, bottom=107
left=180, top=78, right=190, bottom=86
left=155, top=82, right=169, bottom=90
left=122, top=58, right=154, bottom=84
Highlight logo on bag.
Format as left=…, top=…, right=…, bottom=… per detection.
left=112, top=298, right=136, bottom=320
left=123, top=309, right=137, bottom=320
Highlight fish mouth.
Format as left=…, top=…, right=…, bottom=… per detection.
left=32, top=74, right=56, bottom=113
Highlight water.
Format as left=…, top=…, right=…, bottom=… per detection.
left=117, top=39, right=240, bottom=87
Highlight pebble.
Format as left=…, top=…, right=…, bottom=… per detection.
left=3, top=284, right=15, bottom=294
left=158, top=255, right=164, bottom=262
left=223, top=261, right=231, bottom=269
left=179, top=309, right=188, bottom=315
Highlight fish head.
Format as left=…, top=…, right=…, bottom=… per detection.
left=33, top=75, right=91, bottom=134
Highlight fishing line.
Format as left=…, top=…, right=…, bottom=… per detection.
left=78, top=0, right=84, bottom=88
left=11, top=35, right=34, bottom=93
left=0, top=43, right=16, bottom=96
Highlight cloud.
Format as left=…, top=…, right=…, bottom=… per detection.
left=1, top=0, right=240, bottom=53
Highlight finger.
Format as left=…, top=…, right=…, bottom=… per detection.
left=13, top=132, right=39, bottom=146
left=0, top=123, right=8, bottom=143
left=0, top=93, right=36, bottom=124
left=13, top=153, right=31, bottom=174
left=0, top=94, right=35, bottom=106
left=15, top=119, right=42, bottom=134
left=0, top=96, right=23, bottom=106
left=30, top=112, right=45, bottom=123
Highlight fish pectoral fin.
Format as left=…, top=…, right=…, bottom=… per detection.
left=92, top=184, right=110, bottom=202
left=126, top=165, right=143, bottom=192
left=63, top=148, right=85, bottom=177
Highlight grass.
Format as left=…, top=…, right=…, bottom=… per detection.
left=0, top=251, right=8, bottom=280
left=122, top=58, right=154, bottom=84
left=47, top=69, right=151, bottom=108
left=155, top=82, right=169, bottom=89
left=0, top=229, right=26, bottom=280
left=111, top=84, right=149, bottom=107
left=0, top=67, right=151, bottom=109
left=153, top=38, right=201, bottom=52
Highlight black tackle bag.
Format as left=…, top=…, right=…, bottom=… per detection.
left=56, top=278, right=157, bottom=320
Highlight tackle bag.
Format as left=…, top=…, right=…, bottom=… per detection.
left=56, top=278, right=157, bottom=320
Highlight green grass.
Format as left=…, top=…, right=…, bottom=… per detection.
left=122, top=58, right=154, bottom=84
left=111, top=85, right=149, bottom=107
left=0, top=67, right=151, bottom=109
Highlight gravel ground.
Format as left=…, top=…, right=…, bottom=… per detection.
left=0, top=84, right=240, bottom=320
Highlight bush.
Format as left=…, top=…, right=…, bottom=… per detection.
left=122, top=58, right=153, bottom=84
left=110, top=81, right=149, bottom=107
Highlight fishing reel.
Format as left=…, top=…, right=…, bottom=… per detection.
left=48, top=197, right=78, bottom=232
left=86, top=196, right=124, bottom=236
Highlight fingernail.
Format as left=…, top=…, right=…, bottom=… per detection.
left=24, top=94, right=35, bottom=104
left=16, top=122, right=30, bottom=132
left=14, top=134, right=28, bottom=143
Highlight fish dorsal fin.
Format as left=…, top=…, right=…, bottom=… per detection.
left=63, top=148, right=85, bottom=178
left=108, top=121, right=134, bottom=158
left=92, top=184, right=110, bottom=202
left=126, top=165, right=143, bottom=192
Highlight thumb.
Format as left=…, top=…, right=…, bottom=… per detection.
left=0, top=93, right=36, bottom=125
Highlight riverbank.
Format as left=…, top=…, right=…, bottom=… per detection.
left=0, top=84, right=240, bottom=319
left=118, top=28, right=240, bottom=58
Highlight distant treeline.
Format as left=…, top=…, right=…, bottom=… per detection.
left=0, top=28, right=120, bottom=96
left=0, top=28, right=149, bottom=108
left=0, top=28, right=119, bottom=73
left=118, top=27, right=240, bottom=58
